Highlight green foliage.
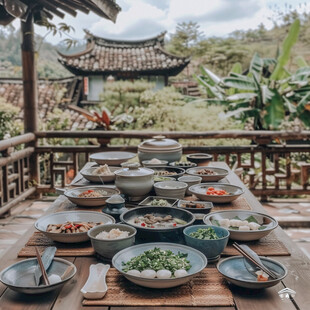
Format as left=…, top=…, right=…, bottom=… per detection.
left=0, top=99, right=23, bottom=139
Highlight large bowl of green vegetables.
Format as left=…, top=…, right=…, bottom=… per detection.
left=183, top=225, right=229, bottom=261
left=112, top=242, right=207, bottom=288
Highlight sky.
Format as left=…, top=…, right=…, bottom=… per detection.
left=13, top=0, right=310, bottom=44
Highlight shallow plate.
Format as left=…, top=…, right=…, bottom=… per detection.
left=189, top=183, right=244, bottom=203
left=203, top=210, right=278, bottom=241
left=90, top=152, right=136, bottom=166
left=186, top=166, right=229, bottom=182
left=138, top=196, right=178, bottom=207
left=81, top=166, right=119, bottom=183
left=35, top=211, right=115, bottom=243
left=64, top=186, right=120, bottom=206
left=217, top=256, right=287, bottom=289
left=150, top=166, right=185, bottom=179
left=112, top=242, right=207, bottom=288
left=0, top=257, right=76, bottom=294
left=169, top=161, right=197, bottom=169
left=177, top=200, right=213, bottom=214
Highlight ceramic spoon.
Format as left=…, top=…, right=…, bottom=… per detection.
left=81, top=264, right=110, bottom=299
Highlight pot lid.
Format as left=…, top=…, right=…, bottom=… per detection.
left=138, top=136, right=182, bottom=152
left=115, top=163, right=154, bottom=177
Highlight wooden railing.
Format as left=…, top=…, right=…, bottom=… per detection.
left=0, top=133, right=36, bottom=216
left=1, top=130, right=309, bottom=214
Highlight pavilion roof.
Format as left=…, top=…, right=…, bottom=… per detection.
left=0, top=0, right=121, bottom=25
left=58, top=31, right=190, bottom=76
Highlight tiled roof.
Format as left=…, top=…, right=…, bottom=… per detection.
left=0, top=77, right=94, bottom=130
left=58, top=31, right=190, bottom=76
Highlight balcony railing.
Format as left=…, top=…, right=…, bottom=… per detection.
left=0, top=130, right=309, bottom=215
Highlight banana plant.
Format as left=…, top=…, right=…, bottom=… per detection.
left=195, top=19, right=310, bottom=129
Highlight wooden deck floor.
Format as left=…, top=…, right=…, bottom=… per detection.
left=0, top=197, right=309, bottom=260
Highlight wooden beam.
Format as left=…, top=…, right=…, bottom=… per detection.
left=62, top=0, right=90, bottom=14
left=20, top=13, right=40, bottom=189
left=46, top=0, right=78, bottom=17
left=36, top=0, right=66, bottom=18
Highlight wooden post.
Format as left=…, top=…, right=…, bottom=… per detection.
left=21, top=13, right=40, bottom=194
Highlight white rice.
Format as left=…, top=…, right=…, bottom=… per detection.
left=95, top=228, right=129, bottom=240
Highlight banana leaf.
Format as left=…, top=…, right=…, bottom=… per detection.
left=263, top=58, right=277, bottom=67
left=200, top=66, right=222, bottom=85
left=223, top=77, right=257, bottom=91
left=249, top=52, right=263, bottom=81
left=295, top=56, right=308, bottom=68
left=227, top=93, right=257, bottom=101
left=230, top=62, right=242, bottom=74
left=228, top=101, right=251, bottom=109
left=283, top=97, right=296, bottom=113
left=195, top=75, right=224, bottom=99
left=263, top=88, right=285, bottom=129
left=270, top=19, right=300, bottom=81
left=222, top=107, right=254, bottom=119
left=296, top=91, right=310, bottom=114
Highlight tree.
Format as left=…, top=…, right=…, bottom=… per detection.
left=168, top=21, right=204, bottom=56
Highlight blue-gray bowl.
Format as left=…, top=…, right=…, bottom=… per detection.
left=183, top=225, right=229, bottom=261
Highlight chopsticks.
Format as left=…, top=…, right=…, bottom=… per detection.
left=35, top=246, right=50, bottom=285
left=232, top=242, right=278, bottom=279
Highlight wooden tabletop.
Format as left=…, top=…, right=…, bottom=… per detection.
left=0, top=162, right=309, bottom=310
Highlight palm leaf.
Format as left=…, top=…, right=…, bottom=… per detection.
left=249, top=53, right=263, bottom=81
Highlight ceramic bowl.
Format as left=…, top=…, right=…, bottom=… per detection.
left=150, top=166, right=185, bottom=179
left=80, top=166, right=119, bottom=183
left=203, top=210, right=278, bottom=241
left=154, top=180, right=187, bottom=199
left=35, top=211, right=115, bottom=243
left=0, top=257, right=76, bottom=294
left=64, top=186, right=120, bottom=207
left=120, top=206, right=195, bottom=242
left=183, top=225, right=229, bottom=261
left=153, top=176, right=175, bottom=183
left=112, top=242, right=207, bottom=289
left=186, top=166, right=229, bottom=182
left=88, top=224, right=136, bottom=258
left=142, top=160, right=168, bottom=167
left=114, top=163, right=154, bottom=198
left=189, top=183, right=244, bottom=203
left=169, top=161, right=197, bottom=169
left=90, top=151, right=136, bottom=166
left=217, top=256, right=287, bottom=289
left=186, top=153, right=213, bottom=166
left=178, top=175, right=202, bottom=195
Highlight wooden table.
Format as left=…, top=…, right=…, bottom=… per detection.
left=0, top=162, right=309, bottom=310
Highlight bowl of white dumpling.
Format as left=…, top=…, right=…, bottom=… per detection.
left=112, top=242, right=207, bottom=288
left=203, top=210, right=278, bottom=241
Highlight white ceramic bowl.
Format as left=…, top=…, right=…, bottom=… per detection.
left=35, top=211, right=115, bottom=243
left=178, top=175, right=202, bottom=195
left=64, top=186, right=120, bottom=207
left=112, top=243, right=207, bottom=289
left=80, top=166, right=119, bottom=183
left=186, top=166, right=229, bottom=182
left=203, top=210, right=278, bottom=241
left=189, top=183, right=244, bottom=203
left=142, top=160, right=168, bottom=167
left=90, top=151, right=136, bottom=166
left=154, top=180, right=187, bottom=199
left=0, top=257, right=76, bottom=294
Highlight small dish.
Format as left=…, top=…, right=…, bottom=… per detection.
left=177, top=200, right=213, bottom=214
left=186, top=166, right=229, bottom=182
left=64, top=186, right=120, bottom=207
left=169, top=161, right=197, bottom=169
left=81, top=264, right=110, bottom=299
left=178, top=175, right=202, bottom=195
left=150, top=166, right=185, bottom=179
left=217, top=256, right=287, bottom=289
left=0, top=258, right=76, bottom=294
left=80, top=166, right=119, bottom=183
left=90, top=151, right=136, bottom=166
left=186, top=153, right=213, bottom=166
left=139, top=196, right=178, bottom=207
left=188, top=183, right=244, bottom=203
left=142, top=159, right=168, bottom=167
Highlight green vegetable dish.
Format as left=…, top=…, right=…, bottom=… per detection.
left=122, top=247, right=191, bottom=273
left=189, top=227, right=219, bottom=240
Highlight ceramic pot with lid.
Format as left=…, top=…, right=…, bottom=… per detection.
left=114, top=163, right=154, bottom=198
left=138, top=136, right=182, bottom=163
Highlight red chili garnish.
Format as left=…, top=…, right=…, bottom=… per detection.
left=141, top=223, right=146, bottom=227
left=65, top=224, right=72, bottom=229
left=75, top=224, right=81, bottom=228
left=150, top=226, right=155, bottom=228
left=173, top=223, right=177, bottom=227
left=87, top=189, right=94, bottom=193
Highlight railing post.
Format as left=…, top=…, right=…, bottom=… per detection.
left=21, top=12, right=40, bottom=196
